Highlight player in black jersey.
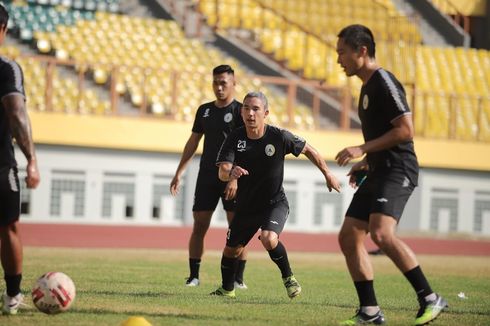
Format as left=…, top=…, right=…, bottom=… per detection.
left=0, top=3, right=40, bottom=315
left=170, top=65, right=248, bottom=288
left=211, top=91, right=340, bottom=299
left=334, top=25, right=447, bottom=325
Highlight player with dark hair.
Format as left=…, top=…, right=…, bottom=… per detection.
left=170, top=65, right=248, bottom=288
left=211, top=91, right=341, bottom=298
left=0, top=3, right=41, bottom=315
left=335, top=24, right=447, bottom=325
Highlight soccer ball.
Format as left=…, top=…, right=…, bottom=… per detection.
left=31, top=272, right=76, bottom=314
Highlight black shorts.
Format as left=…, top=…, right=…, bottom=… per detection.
left=0, top=166, right=21, bottom=227
left=346, top=169, right=415, bottom=222
left=226, top=199, right=289, bottom=248
left=192, top=169, right=235, bottom=212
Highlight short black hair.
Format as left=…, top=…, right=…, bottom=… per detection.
left=213, top=64, right=234, bottom=75
left=0, top=2, right=9, bottom=28
left=338, top=24, right=376, bottom=58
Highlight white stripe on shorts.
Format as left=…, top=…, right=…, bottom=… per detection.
left=8, top=168, right=19, bottom=192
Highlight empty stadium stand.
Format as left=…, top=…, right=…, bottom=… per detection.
left=3, top=0, right=316, bottom=128
left=1, top=0, right=488, bottom=140
left=196, top=0, right=490, bottom=141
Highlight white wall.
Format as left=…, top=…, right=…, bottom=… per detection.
left=15, top=145, right=490, bottom=236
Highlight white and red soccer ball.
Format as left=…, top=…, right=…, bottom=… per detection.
left=31, top=272, right=76, bottom=314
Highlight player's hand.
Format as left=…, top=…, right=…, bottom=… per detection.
left=335, top=146, right=364, bottom=166
left=169, top=175, right=180, bottom=196
left=224, top=178, right=237, bottom=200
left=25, top=158, right=40, bottom=189
left=325, top=171, right=341, bottom=193
left=229, top=165, right=249, bottom=180
left=347, top=161, right=369, bottom=188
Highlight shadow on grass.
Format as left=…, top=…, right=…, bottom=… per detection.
left=69, top=307, right=256, bottom=322
left=77, top=290, right=176, bottom=297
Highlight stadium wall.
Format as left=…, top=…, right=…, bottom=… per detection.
left=15, top=112, right=490, bottom=237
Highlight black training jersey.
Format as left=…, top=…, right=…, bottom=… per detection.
left=217, top=125, right=306, bottom=214
left=358, top=68, right=419, bottom=184
left=0, top=56, right=25, bottom=168
left=192, top=99, right=243, bottom=171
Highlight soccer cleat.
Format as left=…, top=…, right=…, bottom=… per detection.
left=340, top=309, right=386, bottom=325
left=209, top=287, right=236, bottom=298
left=234, top=281, right=248, bottom=290
left=414, top=294, right=448, bottom=325
left=2, top=293, right=27, bottom=315
left=283, top=275, right=301, bottom=298
left=185, top=277, right=200, bottom=287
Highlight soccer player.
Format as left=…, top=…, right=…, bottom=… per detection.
left=211, top=91, right=341, bottom=298
left=170, top=65, right=248, bottom=288
left=0, top=3, right=41, bottom=315
left=334, top=24, right=447, bottom=325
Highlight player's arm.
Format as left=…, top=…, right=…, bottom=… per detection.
left=302, top=143, right=340, bottom=193
left=170, top=132, right=203, bottom=195
left=218, top=162, right=248, bottom=182
left=3, top=94, right=40, bottom=188
left=361, top=114, right=413, bottom=154
left=336, top=114, right=413, bottom=166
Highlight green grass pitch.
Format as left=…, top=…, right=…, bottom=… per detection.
left=1, top=247, right=489, bottom=325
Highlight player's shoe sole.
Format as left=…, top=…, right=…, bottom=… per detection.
left=340, top=309, right=386, bottom=325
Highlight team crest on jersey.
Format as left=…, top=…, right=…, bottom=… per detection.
left=265, top=144, right=275, bottom=156
left=237, top=140, right=246, bottom=152
left=224, top=112, right=233, bottom=123
left=362, top=94, right=369, bottom=110
left=203, top=108, right=210, bottom=117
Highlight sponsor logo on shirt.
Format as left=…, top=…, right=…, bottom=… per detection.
left=362, top=94, right=369, bottom=110
left=265, top=144, right=275, bottom=156
left=203, top=108, right=210, bottom=117
left=376, top=198, right=388, bottom=202
left=237, top=140, right=247, bottom=152
left=224, top=112, right=232, bottom=123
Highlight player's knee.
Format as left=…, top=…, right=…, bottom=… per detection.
left=223, top=246, right=242, bottom=258
left=192, top=222, right=209, bottom=236
left=370, top=230, right=391, bottom=248
left=338, top=229, right=357, bottom=254
left=260, top=234, right=277, bottom=250
left=0, top=221, right=18, bottom=237
left=192, top=217, right=211, bottom=236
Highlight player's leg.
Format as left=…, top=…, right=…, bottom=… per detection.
left=260, top=200, right=300, bottom=298
left=338, top=217, right=385, bottom=325
left=260, top=229, right=301, bottom=299
left=224, top=209, right=248, bottom=289
left=369, top=184, right=447, bottom=326
left=210, top=214, right=257, bottom=298
left=339, top=183, right=385, bottom=325
left=186, top=210, right=213, bottom=286
left=0, top=167, right=25, bottom=315
left=1, top=222, right=23, bottom=289
left=186, top=172, right=221, bottom=286
left=209, top=245, right=242, bottom=298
